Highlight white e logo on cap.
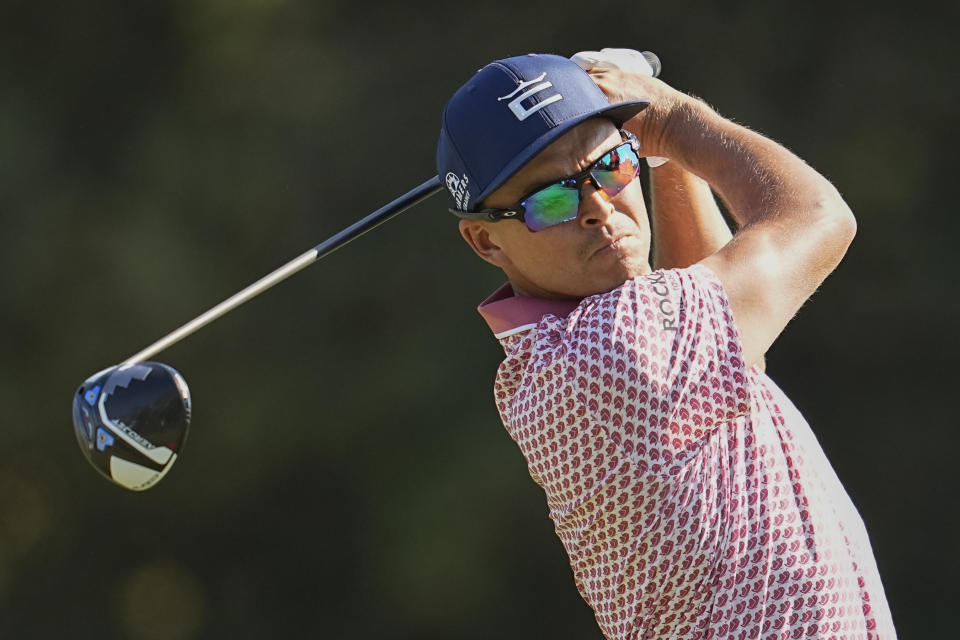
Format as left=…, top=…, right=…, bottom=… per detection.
left=497, top=72, right=563, bottom=122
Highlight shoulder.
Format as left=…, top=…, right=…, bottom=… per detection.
left=573, top=264, right=731, bottom=336
left=496, top=265, right=740, bottom=386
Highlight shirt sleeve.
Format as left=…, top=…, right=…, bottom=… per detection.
left=562, top=264, right=751, bottom=474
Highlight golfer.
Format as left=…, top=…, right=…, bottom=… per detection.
left=437, top=50, right=896, bottom=640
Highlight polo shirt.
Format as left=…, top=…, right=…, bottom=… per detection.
left=478, top=264, right=896, bottom=640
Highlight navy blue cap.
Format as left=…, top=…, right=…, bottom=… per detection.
left=437, top=53, right=649, bottom=213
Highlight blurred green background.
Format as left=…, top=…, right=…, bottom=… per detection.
left=1, top=0, right=955, bottom=637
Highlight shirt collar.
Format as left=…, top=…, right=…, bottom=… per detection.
left=477, top=283, right=581, bottom=339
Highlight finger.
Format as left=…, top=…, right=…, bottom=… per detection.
left=570, top=50, right=604, bottom=71
left=597, top=48, right=656, bottom=76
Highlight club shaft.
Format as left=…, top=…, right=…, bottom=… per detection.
left=121, top=175, right=443, bottom=366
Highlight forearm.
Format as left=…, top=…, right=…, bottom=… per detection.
left=649, top=162, right=732, bottom=269
left=657, top=97, right=853, bottom=367
left=646, top=98, right=852, bottom=231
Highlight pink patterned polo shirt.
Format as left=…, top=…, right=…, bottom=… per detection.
left=478, top=265, right=896, bottom=640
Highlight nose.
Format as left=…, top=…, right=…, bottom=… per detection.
left=578, top=182, right=616, bottom=228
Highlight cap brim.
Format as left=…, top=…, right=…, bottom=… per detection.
left=472, top=98, right=650, bottom=208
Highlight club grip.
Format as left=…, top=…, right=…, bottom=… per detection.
left=641, top=51, right=661, bottom=78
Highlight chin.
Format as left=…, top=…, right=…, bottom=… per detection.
left=588, top=266, right=648, bottom=297
left=612, top=252, right=651, bottom=283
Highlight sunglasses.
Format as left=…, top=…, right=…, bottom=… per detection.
left=454, top=131, right=641, bottom=232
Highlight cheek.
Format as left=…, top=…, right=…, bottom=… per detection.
left=615, top=183, right=648, bottom=221
left=501, top=228, right=580, bottom=273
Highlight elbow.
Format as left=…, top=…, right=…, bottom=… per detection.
left=842, top=211, right=857, bottom=252
left=813, top=184, right=857, bottom=250
left=831, top=202, right=857, bottom=250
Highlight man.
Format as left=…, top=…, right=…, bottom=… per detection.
left=436, top=50, right=896, bottom=640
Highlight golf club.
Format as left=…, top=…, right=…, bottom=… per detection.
left=73, top=175, right=442, bottom=490
left=72, top=49, right=664, bottom=491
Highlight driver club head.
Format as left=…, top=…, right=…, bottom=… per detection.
left=72, top=362, right=191, bottom=491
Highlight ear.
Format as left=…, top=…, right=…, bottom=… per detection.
left=458, top=219, right=511, bottom=268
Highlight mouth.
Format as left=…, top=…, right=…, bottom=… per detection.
left=590, top=233, right=632, bottom=258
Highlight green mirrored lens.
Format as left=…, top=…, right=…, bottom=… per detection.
left=516, top=138, right=641, bottom=232
left=522, top=182, right=579, bottom=231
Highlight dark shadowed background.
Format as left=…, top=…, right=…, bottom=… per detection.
left=1, top=1, right=956, bottom=638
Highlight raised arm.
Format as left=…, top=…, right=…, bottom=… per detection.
left=590, top=69, right=856, bottom=367
left=649, top=162, right=732, bottom=270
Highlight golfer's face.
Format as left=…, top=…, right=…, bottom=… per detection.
left=479, top=119, right=652, bottom=299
